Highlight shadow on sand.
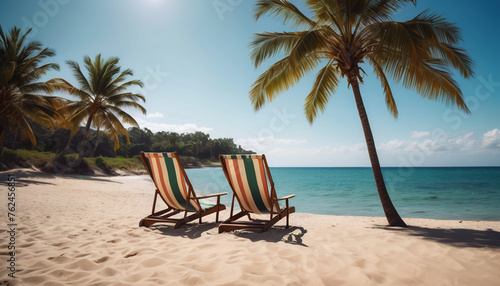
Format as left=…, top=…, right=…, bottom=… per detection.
left=147, top=223, right=308, bottom=247
left=375, top=225, right=500, bottom=249
left=0, top=169, right=57, bottom=186
left=149, top=222, right=221, bottom=239
left=0, top=168, right=122, bottom=186
left=233, top=226, right=308, bottom=247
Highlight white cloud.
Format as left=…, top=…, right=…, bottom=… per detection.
left=452, top=132, right=476, bottom=150
left=137, top=119, right=213, bottom=133
left=410, top=131, right=431, bottom=138
left=482, top=128, right=500, bottom=148
left=236, top=136, right=306, bottom=153
left=146, top=112, right=164, bottom=118
left=380, top=139, right=407, bottom=151
left=379, top=131, right=482, bottom=154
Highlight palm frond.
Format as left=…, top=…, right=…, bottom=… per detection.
left=96, top=114, right=121, bottom=151
left=106, top=69, right=139, bottom=91
left=367, top=21, right=430, bottom=66
left=11, top=108, right=37, bottom=146
left=66, top=60, right=93, bottom=93
left=367, top=55, right=398, bottom=118
left=66, top=104, right=91, bottom=126
left=407, top=10, right=462, bottom=45
left=107, top=92, right=145, bottom=104
left=304, top=60, right=339, bottom=123
left=394, top=57, right=469, bottom=113
left=105, top=106, right=140, bottom=126
left=99, top=111, right=130, bottom=149
left=288, top=28, right=330, bottom=68
left=250, top=53, right=319, bottom=110
left=110, top=99, right=147, bottom=114
left=106, top=80, right=144, bottom=98
left=250, top=31, right=307, bottom=68
left=361, top=0, right=416, bottom=24
left=430, top=43, right=474, bottom=79
left=17, top=62, right=59, bottom=84
left=255, top=0, right=317, bottom=28
left=306, top=0, right=344, bottom=35
left=46, top=78, right=92, bottom=101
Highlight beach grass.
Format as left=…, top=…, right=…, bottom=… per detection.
left=0, top=148, right=56, bottom=168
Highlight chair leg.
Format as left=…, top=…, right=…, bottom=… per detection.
left=286, top=198, right=290, bottom=228
left=216, top=196, right=221, bottom=222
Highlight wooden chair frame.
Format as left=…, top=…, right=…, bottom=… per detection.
left=218, top=154, right=295, bottom=233
left=140, top=152, right=226, bottom=228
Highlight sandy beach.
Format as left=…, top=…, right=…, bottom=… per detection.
left=1, top=168, right=499, bottom=285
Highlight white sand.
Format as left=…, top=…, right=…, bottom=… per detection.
left=1, top=168, right=499, bottom=285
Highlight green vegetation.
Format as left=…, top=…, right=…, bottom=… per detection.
left=116, top=128, right=252, bottom=160
left=249, top=0, right=474, bottom=227
left=90, top=155, right=143, bottom=172
left=1, top=125, right=252, bottom=174
left=0, top=148, right=143, bottom=174
left=0, top=148, right=56, bottom=168
left=0, top=26, right=62, bottom=154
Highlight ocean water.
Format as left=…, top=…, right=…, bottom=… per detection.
left=180, top=167, right=500, bottom=221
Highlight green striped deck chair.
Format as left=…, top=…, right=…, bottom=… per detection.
left=139, top=152, right=226, bottom=228
left=218, top=154, right=295, bottom=233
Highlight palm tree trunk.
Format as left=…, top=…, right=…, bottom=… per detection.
left=58, top=129, right=73, bottom=156
left=89, top=126, right=101, bottom=158
left=348, top=73, right=407, bottom=227
left=0, top=125, right=4, bottom=157
left=77, top=117, right=93, bottom=163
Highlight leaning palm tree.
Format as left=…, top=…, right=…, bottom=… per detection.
left=50, top=54, right=146, bottom=162
left=250, top=0, right=474, bottom=227
left=0, top=26, right=61, bottom=155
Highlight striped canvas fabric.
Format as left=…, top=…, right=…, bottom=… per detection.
left=143, top=152, right=200, bottom=212
left=221, top=155, right=272, bottom=214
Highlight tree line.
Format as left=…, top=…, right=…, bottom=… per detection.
left=3, top=119, right=253, bottom=161
left=118, top=128, right=253, bottom=160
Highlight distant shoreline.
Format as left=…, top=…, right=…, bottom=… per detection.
left=0, top=148, right=223, bottom=176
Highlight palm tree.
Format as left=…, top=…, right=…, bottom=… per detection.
left=50, top=54, right=146, bottom=162
left=250, top=0, right=474, bottom=227
left=0, top=26, right=61, bottom=155
left=49, top=97, right=78, bottom=156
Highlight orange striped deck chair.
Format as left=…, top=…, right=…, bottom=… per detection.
left=139, top=152, right=226, bottom=228
left=218, top=154, right=295, bottom=233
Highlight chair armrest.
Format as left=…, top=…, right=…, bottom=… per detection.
left=194, top=192, right=228, bottom=199
left=275, top=194, right=295, bottom=201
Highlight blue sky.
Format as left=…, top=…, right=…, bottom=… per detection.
left=1, top=0, right=499, bottom=167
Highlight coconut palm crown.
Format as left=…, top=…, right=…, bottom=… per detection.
left=51, top=54, right=146, bottom=161
left=250, top=0, right=474, bottom=226
left=0, top=26, right=61, bottom=153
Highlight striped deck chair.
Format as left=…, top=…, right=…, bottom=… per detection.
left=139, top=152, right=226, bottom=228
left=218, top=154, right=295, bottom=233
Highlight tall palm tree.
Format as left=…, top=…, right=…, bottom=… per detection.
left=250, top=0, right=474, bottom=227
left=50, top=54, right=146, bottom=162
left=0, top=26, right=61, bottom=155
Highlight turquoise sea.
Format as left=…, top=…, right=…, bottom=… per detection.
left=179, top=167, right=500, bottom=221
